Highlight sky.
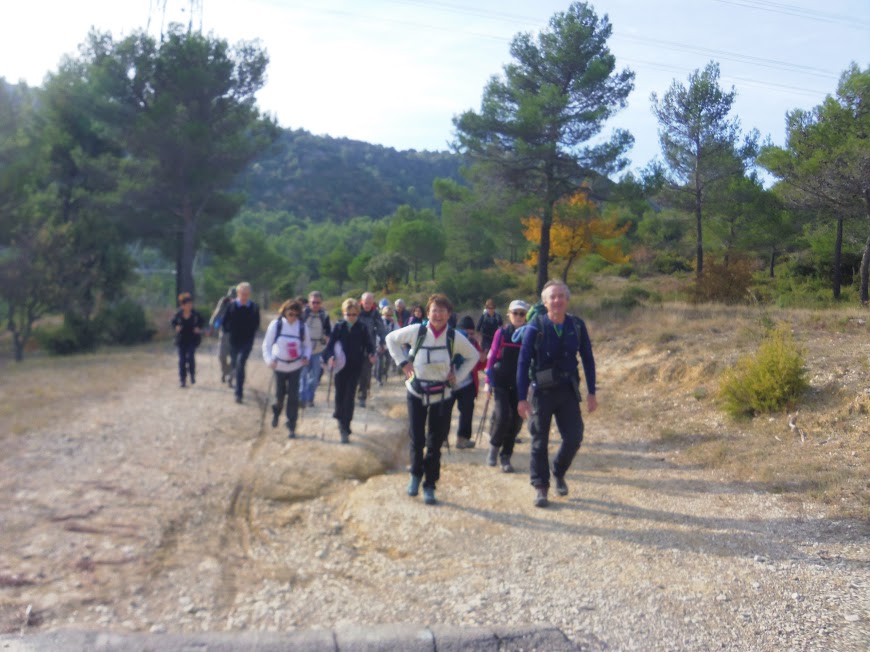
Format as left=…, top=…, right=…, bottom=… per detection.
left=1, top=0, right=868, bottom=175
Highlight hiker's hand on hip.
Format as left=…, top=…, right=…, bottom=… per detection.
left=328, top=357, right=335, bottom=370
left=270, top=361, right=278, bottom=369
left=402, top=363, right=414, bottom=380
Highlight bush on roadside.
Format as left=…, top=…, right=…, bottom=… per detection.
left=96, top=299, right=156, bottom=345
left=719, top=324, right=809, bottom=418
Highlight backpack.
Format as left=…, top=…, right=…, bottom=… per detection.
left=407, top=322, right=456, bottom=404
left=272, top=318, right=306, bottom=363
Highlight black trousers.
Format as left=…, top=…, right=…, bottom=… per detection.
left=333, top=367, right=361, bottom=432
left=357, top=357, right=373, bottom=401
left=177, top=342, right=196, bottom=384
left=489, top=384, right=523, bottom=460
left=453, top=383, right=476, bottom=439
left=273, top=368, right=302, bottom=431
left=229, top=340, right=253, bottom=399
left=407, top=393, right=455, bottom=489
left=529, top=383, right=584, bottom=489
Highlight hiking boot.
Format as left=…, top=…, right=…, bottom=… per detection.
left=487, top=446, right=499, bottom=467
left=235, top=395, right=242, bottom=404
left=423, top=487, right=436, bottom=505
left=180, top=381, right=186, bottom=388
left=456, top=437, right=475, bottom=449
left=554, top=474, right=569, bottom=496
left=307, top=400, right=315, bottom=408
left=501, top=461, right=514, bottom=473
left=357, top=398, right=366, bottom=408
left=190, top=375, right=195, bottom=385
left=228, top=376, right=234, bottom=389
left=407, top=475, right=421, bottom=497
left=534, top=487, right=549, bottom=508
left=340, top=428, right=350, bottom=444
left=271, top=407, right=280, bottom=428
left=287, top=430, right=296, bottom=439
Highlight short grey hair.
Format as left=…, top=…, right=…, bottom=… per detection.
left=236, top=282, right=252, bottom=293
left=361, top=292, right=375, bottom=302
left=308, top=290, right=323, bottom=301
left=541, top=280, right=570, bottom=302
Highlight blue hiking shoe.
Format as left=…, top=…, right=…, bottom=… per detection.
left=423, top=487, right=436, bottom=505
left=407, top=475, right=421, bottom=497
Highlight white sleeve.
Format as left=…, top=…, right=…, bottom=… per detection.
left=262, top=319, right=278, bottom=365
left=386, top=323, right=421, bottom=366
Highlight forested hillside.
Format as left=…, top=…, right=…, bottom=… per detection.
left=236, top=129, right=464, bottom=221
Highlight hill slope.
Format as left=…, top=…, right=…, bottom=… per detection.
left=237, top=128, right=464, bottom=221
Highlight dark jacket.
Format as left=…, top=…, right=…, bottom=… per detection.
left=357, top=305, right=386, bottom=348
left=485, top=323, right=522, bottom=388
left=171, top=309, right=204, bottom=347
left=323, top=319, right=375, bottom=373
left=223, top=300, right=261, bottom=348
left=476, top=311, right=503, bottom=343
left=516, top=314, right=596, bottom=400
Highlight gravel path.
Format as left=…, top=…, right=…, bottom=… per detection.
left=0, top=342, right=867, bottom=651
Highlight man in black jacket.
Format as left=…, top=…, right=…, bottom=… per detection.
left=222, top=282, right=261, bottom=404
left=356, top=292, right=386, bottom=408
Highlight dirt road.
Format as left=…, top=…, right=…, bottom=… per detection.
left=0, top=343, right=867, bottom=650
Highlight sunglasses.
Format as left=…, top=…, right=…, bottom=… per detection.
left=344, top=312, right=359, bottom=317
left=510, top=310, right=527, bottom=316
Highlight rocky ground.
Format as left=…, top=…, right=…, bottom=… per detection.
left=0, top=338, right=867, bottom=651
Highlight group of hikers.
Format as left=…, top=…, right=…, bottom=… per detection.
left=170, top=279, right=597, bottom=508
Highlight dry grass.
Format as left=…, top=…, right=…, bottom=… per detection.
left=595, top=300, right=870, bottom=520
left=0, top=344, right=169, bottom=439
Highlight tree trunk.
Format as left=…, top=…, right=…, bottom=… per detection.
left=536, top=201, right=554, bottom=295
left=694, top=189, right=704, bottom=277
left=179, top=200, right=198, bottom=298
left=769, top=249, right=777, bottom=278
left=833, top=215, right=844, bottom=300
left=860, top=191, right=870, bottom=304
left=11, top=329, right=23, bottom=362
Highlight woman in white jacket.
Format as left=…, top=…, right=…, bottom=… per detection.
left=262, top=299, right=312, bottom=438
left=385, top=294, right=479, bottom=505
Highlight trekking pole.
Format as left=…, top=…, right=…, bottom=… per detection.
left=321, top=367, right=334, bottom=441
left=364, top=363, right=375, bottom=433
left=475, top=390, right=491, bottom=446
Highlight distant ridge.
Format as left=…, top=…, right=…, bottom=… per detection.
left=237, top=128, right=464, bottom=222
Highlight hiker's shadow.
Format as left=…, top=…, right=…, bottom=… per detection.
left=438, top=499, right=868, bottom=570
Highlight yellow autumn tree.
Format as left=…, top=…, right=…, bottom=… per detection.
left=522, top=191, right=630, bottom=280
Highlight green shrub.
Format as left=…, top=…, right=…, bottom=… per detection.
left=652, top=253, right=692, bottom=274
left=719, top=324, right=809, bottom=418
left=435, top=268, right=511, bottom=309
left=36, top=323, right=87, bottom=355
left=96, top=299, right=155, bottom=345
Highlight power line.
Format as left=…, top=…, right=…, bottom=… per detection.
left=286, top=1, right=840, bottom=100
left=709, top=0, right=870, bottom=28
left=381, top=0, right=844, bottom=80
